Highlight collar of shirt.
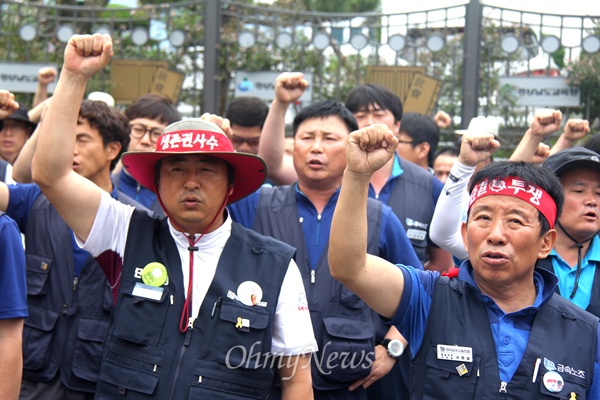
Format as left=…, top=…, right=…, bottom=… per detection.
left=550, top=234, right=600, bottom=264
left=391, top=153, right=404, bottom=178
left=458, top=260, right=559, bottom=311
left=109, top=184, right=119, bottom=200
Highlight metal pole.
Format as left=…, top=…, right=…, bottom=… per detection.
left=203, top=0, right=220, bottom=114
left=460, top=0, right=482, bottom=128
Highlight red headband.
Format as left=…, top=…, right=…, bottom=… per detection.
left=468, top=176, right=557, bottom=228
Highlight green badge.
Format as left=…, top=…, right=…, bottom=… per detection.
left=141, top=262, right=168, bottom=287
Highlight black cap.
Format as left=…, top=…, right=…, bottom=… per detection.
left=0, top=106, right=37, bottom=133
left=543, top=147, right=600, bottom=176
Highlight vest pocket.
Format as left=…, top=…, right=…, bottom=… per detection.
left=25, top=253, right=53, bottom=296
left=212, top=301, right=271, bottom=369
left=71, top=317, right=112, bottom=382
left=188, top=362, right=272, bottom=400
left=22, top=306, right=59, bottom=371
left=98, top=349, right=161, bottom=396
left=316, top=316, right=375, bottom=383
left=423, top=346, right=479, bottom=399
left=111, top=282, right=172, bottom=346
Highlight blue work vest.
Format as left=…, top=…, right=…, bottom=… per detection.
left=253, top=185, right=384, bottom=391
left=95, top=211, right=295, bottom=399
left=21, top=194, right=114, bottom=393
left=412, top=273, right=597, bottom=399
left=387, top=159, right=434, bottom=264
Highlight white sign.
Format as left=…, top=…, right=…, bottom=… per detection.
left=498, top=77, right=580, bottom=107
left=0, top=63, right=58, bottom=93
left=235, top=71, right=313, bottom=102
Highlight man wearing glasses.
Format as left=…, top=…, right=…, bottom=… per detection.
left=225, top=96, right=269, bottom=155
left=113, top=94, right=181, bottom=215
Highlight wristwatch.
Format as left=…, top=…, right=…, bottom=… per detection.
left=380, top=338, right=404, bottom=360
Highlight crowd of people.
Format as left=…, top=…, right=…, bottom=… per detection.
left=0, top=32, right=598, bottom=399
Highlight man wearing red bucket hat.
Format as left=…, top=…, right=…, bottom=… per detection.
left=32, top=34, right=316, bottom=399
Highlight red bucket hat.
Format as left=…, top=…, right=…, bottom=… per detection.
left=121, top=119, right=266, bottom=204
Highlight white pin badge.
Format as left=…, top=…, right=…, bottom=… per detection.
left=543, top=370, right=564, bottom=393
left=236, top=281, right=263, bottom=306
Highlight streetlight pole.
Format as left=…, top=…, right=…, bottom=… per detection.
left=461, top=0, right=482, bottom=128
left=203, top=0, right=220, bottom=114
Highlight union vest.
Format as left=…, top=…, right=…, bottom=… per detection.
left=21, top=194, right=114, bottom=393
left=387, top=158, right=434, bottom=264
left=412, top=272, right=598, bottom=399
left=95, top=211, right=295, bottom=399
left=0, top=159, right=7, bottom=182
left=253, top=185, right=384, bottom=391
left=538, top=257, right=600, bottom=318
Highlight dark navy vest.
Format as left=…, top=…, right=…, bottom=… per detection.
left=0, top=159, right=8, bottom=182
left=387, top=158, right=434, bottom=264
left=412, top=272, right=597, bottom=399
left=95, top=211, right=295, bottom=399
left=22, top=194, right=114, bottom=393
left=538, top=257, right=600, bottom=318
left=253, top=185, right=385, bottom=391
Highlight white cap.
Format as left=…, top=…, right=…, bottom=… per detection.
left=87, top=91, right=115, bottom=107
left=455, top=116, right=499, bottom=136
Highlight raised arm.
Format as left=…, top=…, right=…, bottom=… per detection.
left=429, top=132, right=499, bottom=260
left=510, top=108, right=562, bottom=162
left=257, top=72, right=307, bottom=185
left=32, top=34, right=112, bottom=242
left=549, top=118, right=590, bottom=155
left=32, top=67, right=57, bottom=108
left=329, top=123, right=404, bottom=319
left=0, top=90, right=19, bottom=121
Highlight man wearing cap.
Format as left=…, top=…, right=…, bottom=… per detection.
left=541, top=147, right=600, bottom=318
left=0, top=101, right=37, bottom=166
left=329, top=124, right=600, bottom=398
left=31, top=34, right=316, bottom=399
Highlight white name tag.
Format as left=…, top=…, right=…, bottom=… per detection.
left=132, top=282, right=164, bottom=301
left=407, top=229, right=427, bottom=241
left=437, top=344, right=473, bottom=362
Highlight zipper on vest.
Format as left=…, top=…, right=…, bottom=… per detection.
left=135, top=183, right=141, bottom=202
left=499, top=381, right=507, bottom=393
left=310, top=270, right=315, bottom=284
left=168, top=329, right=193, bottom=400
left=72, top=276, right=79, bottom=291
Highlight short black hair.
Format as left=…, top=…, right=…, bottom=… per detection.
left=468, top=161, right=564, bottom=236
left=225, top=97, right=269, bottom=129
left=79, top=100, right=130, bottom=171
left=125, top=94, right=181, bottom=126
left=434, top=146, right=460, bottom=161
left=584, top=133, right=600, bottom=154
left=345, top=84, right=403, bottom=123
left=292, top=100, right=358, bottom=136
left=399, top=112, right=440, bottom=166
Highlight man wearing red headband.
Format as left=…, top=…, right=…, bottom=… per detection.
left=329, top=124, right=600, bottom=398
left=31, top=34, right=316, bottom=399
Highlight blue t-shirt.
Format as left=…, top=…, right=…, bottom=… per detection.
left=228, top=183, right=421, bottom=270
left=114, top=169, right=163, bottom=215
left=549, top=235, right=600, bottom=310
left=0, top=213, right=27, bottom=319
left=6, top=183, right=121, bottom=276
left=368, top=154, right=444, bottom=247
left=391, top=261, right=600, bottom=397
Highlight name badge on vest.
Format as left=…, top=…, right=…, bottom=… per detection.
left=132, top=282, right=164, bottom=301
left=437, top=344, right=473, bottom=362
left=406, top=229, right=427, bottom=241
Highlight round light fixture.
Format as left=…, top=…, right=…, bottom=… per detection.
left=582, top=35, right=600, bottom=54
left=540, top=35, right=560, bottom=54
left=275, top=32, right=293, bottom=49
left=312, top=31, right=330, bottom=50
left=169, top=30, right=186, bottom=47
left=238, top=31, right=256, bottom=48
left=349, top=32, right=369, bottom=51
left=388, top=34, right=406, bottom=52
left=500, top=34, right=520, bottom=54
left=19, top=24, right=37, bottom=42
left=131, top=26, right=149, bottom=46
left=56, top=24, right=75, bottom=43
left=94, top=25, right=111, bottom=37
left=426, top=34, right=445, bottom=53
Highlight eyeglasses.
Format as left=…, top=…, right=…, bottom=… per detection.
left=130, top=124, right=163, bottom=142
left=396, top=139, right=414, bottom=145
left=230, top=135, right=260, bottom=147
